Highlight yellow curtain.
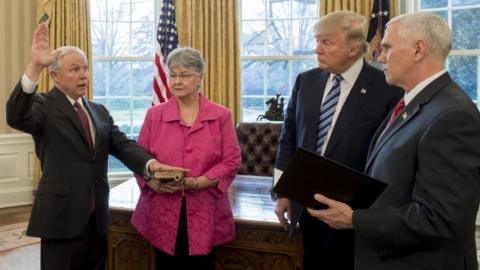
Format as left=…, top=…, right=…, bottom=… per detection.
left=319, top=0, right=399, bottom=17
left=175, top=0, right=241, bottom=123
left=34, top=0, right=92, bottom=190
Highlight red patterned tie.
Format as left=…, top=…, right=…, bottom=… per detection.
left=386, top=99, right=405, bottom=128
left=74, top=101, right=94, bottom=151
left=74, top=101, right=96, bottom=211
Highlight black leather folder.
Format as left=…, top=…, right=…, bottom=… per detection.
left=273, top=147, right=387, bottom=209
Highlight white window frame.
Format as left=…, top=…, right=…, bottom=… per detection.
left=90, top=0, right=160, bottom=184
left=239, top=0, right=319, bottom=122
left=405, top=0, right=480, bottom=106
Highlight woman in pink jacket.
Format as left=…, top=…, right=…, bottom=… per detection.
left=131, top=47, right=241, bottom=269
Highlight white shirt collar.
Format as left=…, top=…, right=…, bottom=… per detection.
left=329, top=57, right=364, bottom=88
left=64, top=94, right=85, bottom=108
left=404, top=70, right=446, bottom=105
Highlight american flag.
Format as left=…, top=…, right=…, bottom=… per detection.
left=153, top=0, right=178, bottom=105
left=367, top=0, right=390, bottom=64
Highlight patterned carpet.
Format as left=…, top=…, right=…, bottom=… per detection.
left=0, top=222, right=39, bottom=253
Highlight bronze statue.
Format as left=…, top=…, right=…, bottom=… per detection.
left=257, top=94, right=285, bottom=121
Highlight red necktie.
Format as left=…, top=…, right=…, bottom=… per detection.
left=386, top=99, right=405, bottom=128
left=74, top=101, right=94, bottom=151
left=74, top=101, right=96, bottom=211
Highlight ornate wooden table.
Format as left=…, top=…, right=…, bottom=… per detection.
left=108, top=175, right=303, bottom=270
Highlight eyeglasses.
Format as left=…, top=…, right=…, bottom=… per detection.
left=169, top=73, right=198, bottom=80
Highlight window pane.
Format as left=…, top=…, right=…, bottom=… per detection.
left=90, top=0, right=107, bottom=21
left=242, top=21, right=266, bottom=56
left=292, top=0, right=317, bottom=18
left=106, top=99, right=132, bottom=134
left=242, top=0, right=266, bottom=19
left=132, top=100, right=151, bottom=134
left=107, top=22, right=130, bottom=56
left=267, top=0, right=290, bottom=19
left=108, top=0, right=130, bottom=21
left=452, top=0, right=480, bottom=6
left=93, top=61, right=107, bottom=96
left=132, top=61, right=154, bottom=96
left=109, top=61, right=130, bottom=96
left=91, top=0, right=155, bottom=173
left=242, top=61, right=265, bottom=96
left=448, top=56, right=478, bottom=103
left=242, top=97, right=266, bottom=122
left=266, top=20, right=290, bottom=55
left=92, top=21, right=107, bottom=56
left=132, top=0, right=154, bottom=21
left=452, top=8, right=480, bottom=50
left=132, top=22, right=154, bottom=56
left=267, top=61, right=289, bottom=96
left=109, top=156, right=127, bottom=172
left=291, top=59, right=317, bottom=87
left=292, top=19, right=316, bottom=55
left=420, top=0, right=447, bottom=9
left=432, top=10, right=448, bottom=22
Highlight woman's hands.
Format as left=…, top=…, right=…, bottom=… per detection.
left=184, top=176, right=219, bottom=192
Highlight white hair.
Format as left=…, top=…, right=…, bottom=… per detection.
left=48, top=46, right=87, bottom=71
left=387, top=12, right=452, bottom=60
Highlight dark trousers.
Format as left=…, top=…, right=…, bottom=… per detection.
left=155, top=198, right=217, bottom=270
left=40, top=212, right=107, bottom=270
left=299, top=209, right=354, bottom=270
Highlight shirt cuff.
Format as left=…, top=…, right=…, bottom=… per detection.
left=273, top=168, right=283, bottom=187
left=21, top=73, right=38, bottom=94
left=143, top=159, right=156, bottom=179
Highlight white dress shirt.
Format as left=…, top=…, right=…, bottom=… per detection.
left=318, top=57, right=364, bottom=155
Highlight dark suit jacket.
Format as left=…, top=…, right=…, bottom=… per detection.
left=275, top=62, right=402, bottom=232
left=6, top=81, right=153, bottom=239
left=354, top=73, right=480, bottom=270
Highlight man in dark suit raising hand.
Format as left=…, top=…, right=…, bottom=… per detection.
left=6, top=22, right=179, bottom=270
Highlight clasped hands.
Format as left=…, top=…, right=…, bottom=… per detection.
left=275, top=194, right=354, bottom=230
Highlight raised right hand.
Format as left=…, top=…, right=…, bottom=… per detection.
left=274, top=197, right=292, bottom=231
left=26, top=23, right=60, bottom=81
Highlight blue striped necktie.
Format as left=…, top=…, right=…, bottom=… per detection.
left=316, top=75, right=343, bottom=154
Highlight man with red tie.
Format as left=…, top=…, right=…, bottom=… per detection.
left=307, top=12, right=480, bottom=270
left=6, top=22, right=178, bottom=270
left=274, top=11, right=402, bottom=270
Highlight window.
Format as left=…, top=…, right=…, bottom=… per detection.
left=240, top=0, right=319, bottom=121
left=416, top=0, right=480, bottom=106
left=90, top=0, right=156, bottom=172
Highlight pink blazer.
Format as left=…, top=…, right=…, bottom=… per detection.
left=131, top=94, right=241, bottom=256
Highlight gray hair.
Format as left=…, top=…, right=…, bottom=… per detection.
left=48, top=46, right=87, bottom=71
left=387, top=12, right=452, bottom=60
left=314, top=11, right=369, bottom=55
left=166, top=47, right=205, bottom=74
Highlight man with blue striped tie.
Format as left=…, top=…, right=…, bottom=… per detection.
left=274, top=11, right=402, bottom=270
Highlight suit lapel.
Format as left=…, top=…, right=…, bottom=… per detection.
left=49, top=89, right=94, bottom=153
left=324, top=63, right=372, bottom=156
left=365, top=73, right=452, bottom=171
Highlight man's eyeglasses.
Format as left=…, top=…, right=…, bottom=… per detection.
left=169, top=73, right=198, bottom=80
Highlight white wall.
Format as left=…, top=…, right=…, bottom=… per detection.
left=0, top=133, right=35, bottom=207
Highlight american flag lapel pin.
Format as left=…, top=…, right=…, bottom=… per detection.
left=360, top=88, right=367, bottom=94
